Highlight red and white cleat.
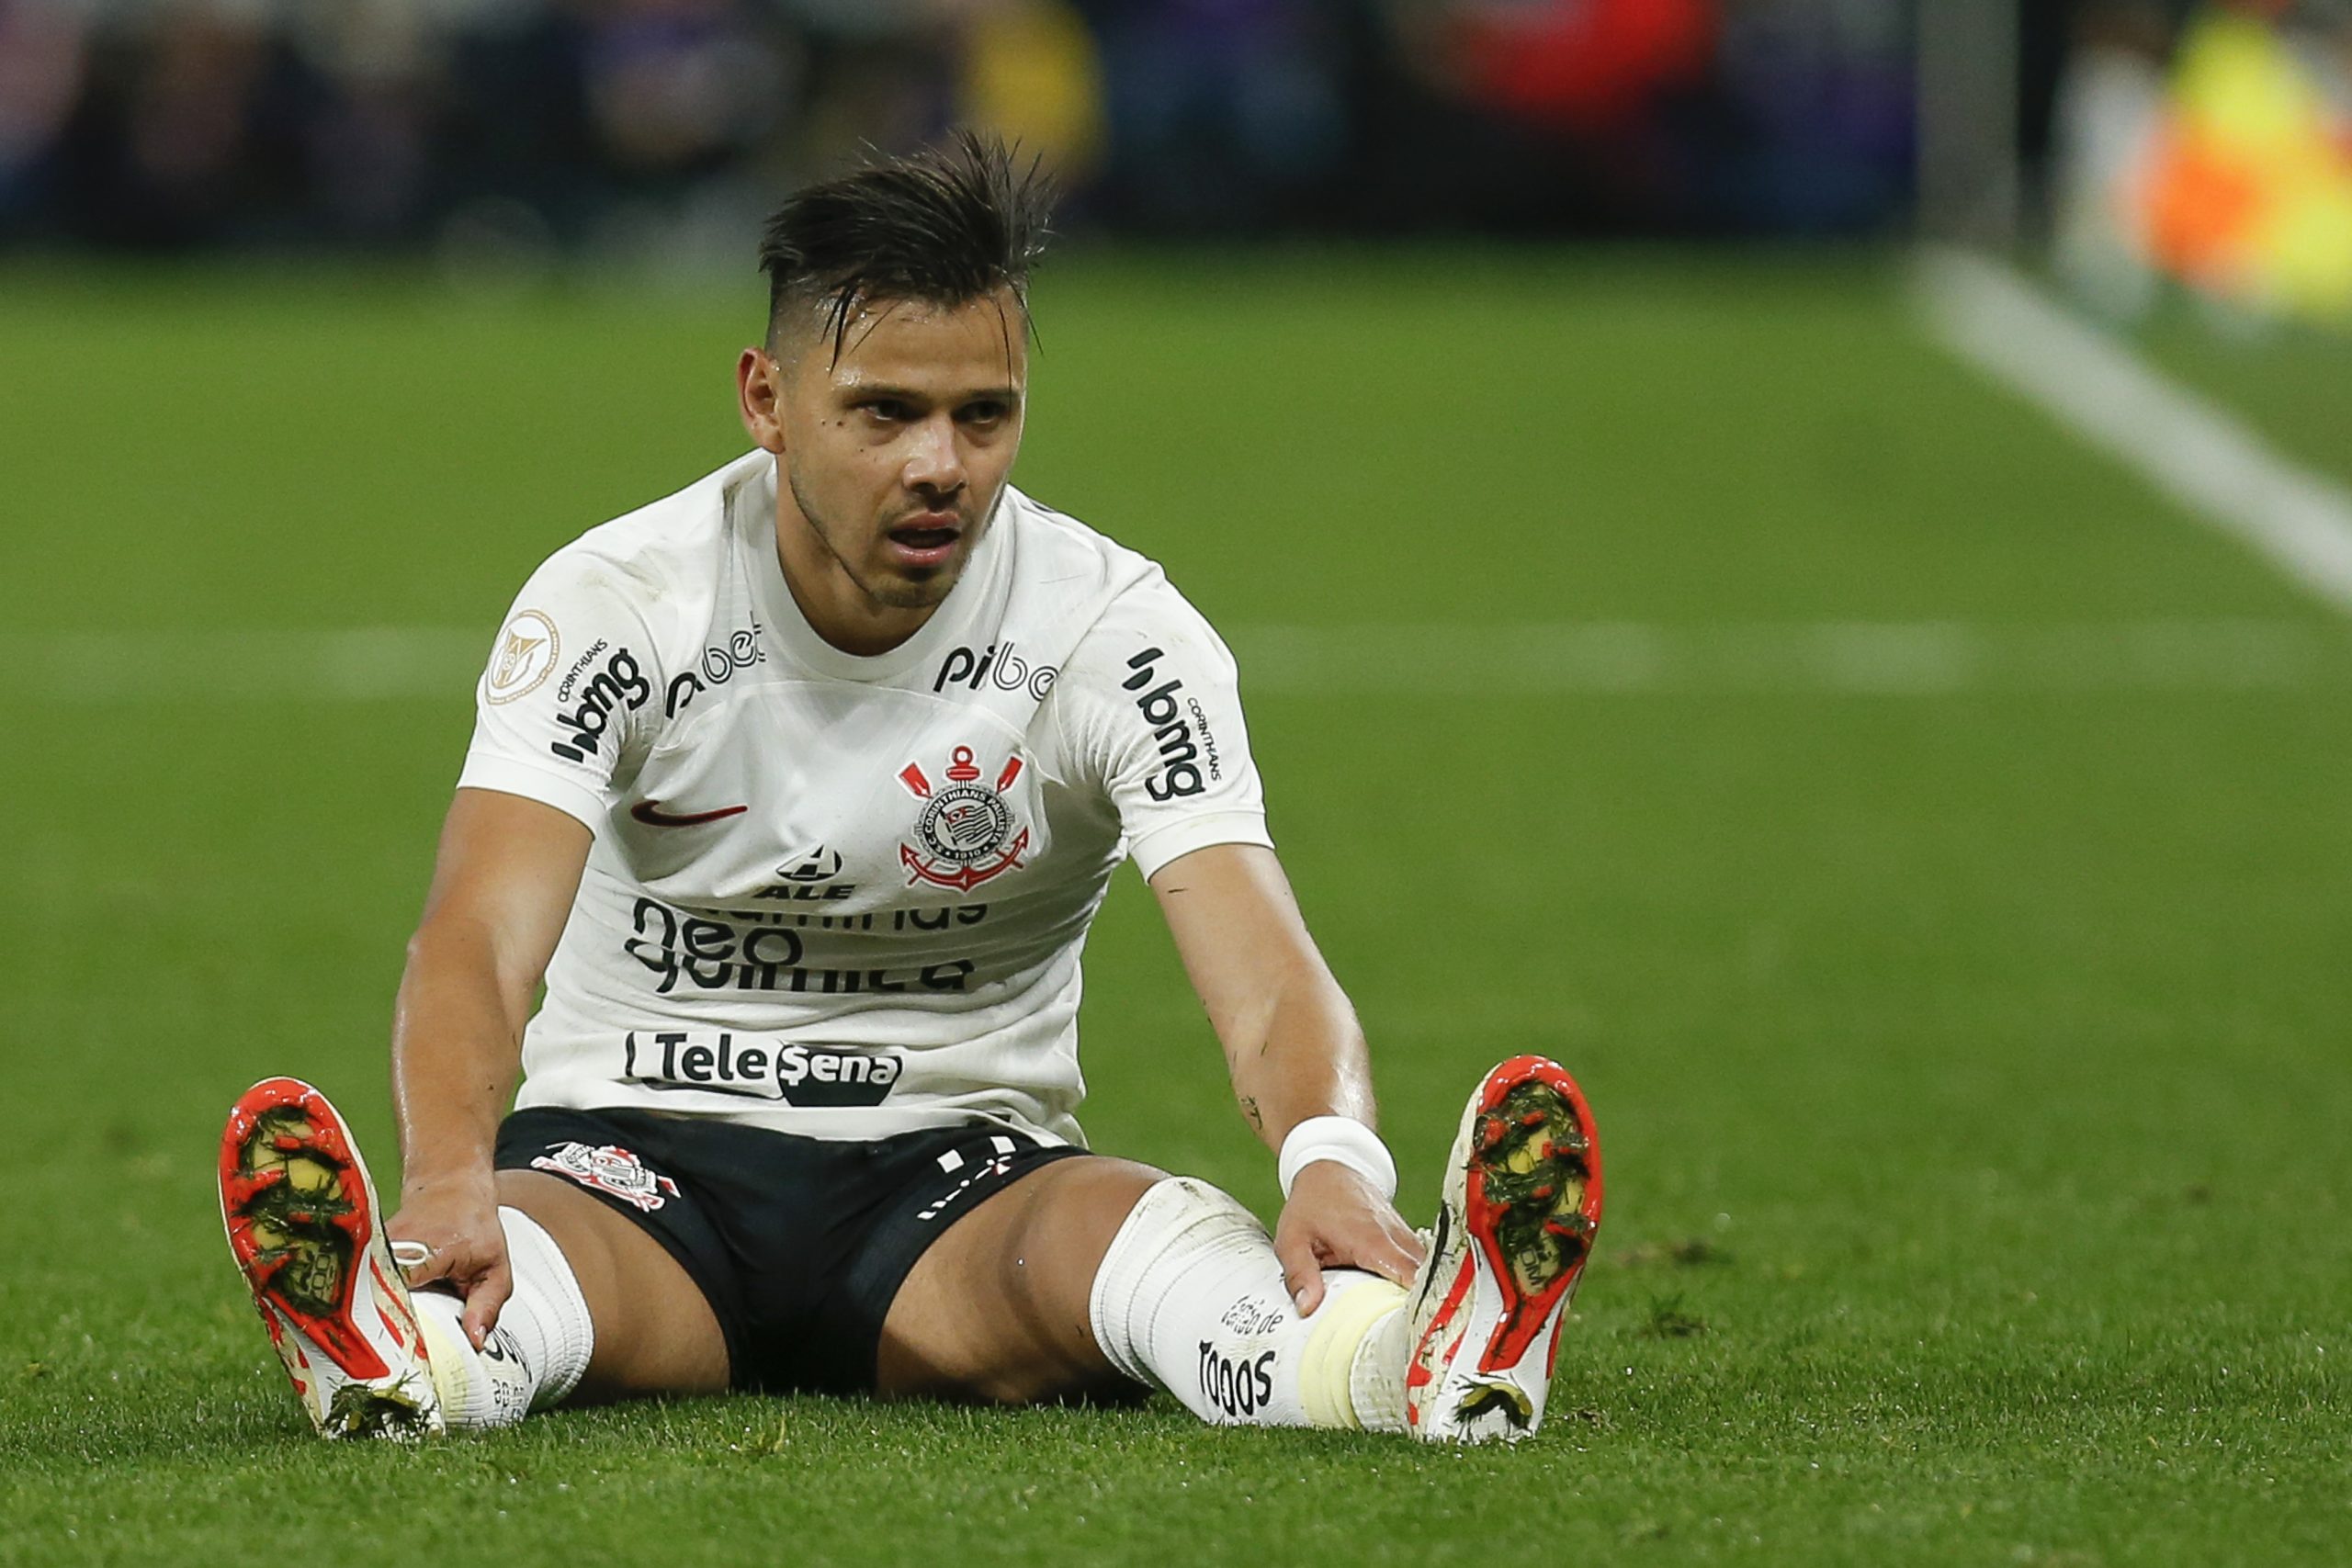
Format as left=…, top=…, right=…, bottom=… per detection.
left=218, top=1077, right=444, bottom=1439
left=1402, top=1055, right=1603, bottom=1443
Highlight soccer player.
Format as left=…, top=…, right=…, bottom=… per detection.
left=216, top=134, right=1602, bottom=1445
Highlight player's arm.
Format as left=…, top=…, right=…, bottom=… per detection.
left=387, top=787, right=591, bottom=1346
left=1150, top=842, right=1425, bottom=1314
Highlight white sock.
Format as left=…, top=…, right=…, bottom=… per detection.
left=411, top=1207, right=595, bottom=1429
left=1087, top=1177, right=1408, bottom=1429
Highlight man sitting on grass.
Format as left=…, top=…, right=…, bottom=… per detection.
left=216, top=132, right=1602, bottom=1444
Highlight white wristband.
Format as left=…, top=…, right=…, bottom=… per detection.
left=1277, top=1115, right=1397, bottom=1201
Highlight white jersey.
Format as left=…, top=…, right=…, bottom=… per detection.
left=458, top=451, right=1270, bottom=1146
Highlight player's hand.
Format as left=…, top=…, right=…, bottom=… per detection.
left=1273, top=1160, right=1427, bottom=1315
left=387, top=1170, right=510, bottom=1348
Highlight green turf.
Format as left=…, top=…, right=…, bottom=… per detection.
left=2131, top=307, right=2352, bottom=491
left=1, top=254, right=2346, bottom=1565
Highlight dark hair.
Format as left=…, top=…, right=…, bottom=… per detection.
left=757, top=130, right=1054, bottom=359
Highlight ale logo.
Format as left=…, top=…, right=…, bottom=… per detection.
left=487, top=609, right=560, bottom=705
left=898, top=745, right=1030, bottom=892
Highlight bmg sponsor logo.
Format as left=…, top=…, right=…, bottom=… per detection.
left=622, top=1030, right=903, bottom=1107
left=550, top=646, right=651, bottom=762
left=1124, top=647, right=1218, bottom=801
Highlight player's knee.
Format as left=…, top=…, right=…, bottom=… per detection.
left=495, top=1171, right=613, bottom=1292
left=1005, top=1156, right=1167, bottom=1265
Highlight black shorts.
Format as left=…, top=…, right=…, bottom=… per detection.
left=495, top=1106, right=1089, bottom=1394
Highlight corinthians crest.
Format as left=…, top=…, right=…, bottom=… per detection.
left=898, top=744, right=1031, bottom=892
left=528, top=1142, right=678, bottom=1213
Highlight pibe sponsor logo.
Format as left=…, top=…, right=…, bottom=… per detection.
left=664, top=624, right=765, bottom=716
left=625, top=896, right=977, bottom=997
left=486, top=609, right=560, bottom=705
left=1199, top=1343, right=1277, bottom=1420
left=1123, top=648, right=1224, bottom=801
left=550, top=646, right=651, bottom=763
left=623, top=1030, right=902, bottom=1107
left=933, top=640, right=1058, bottom=701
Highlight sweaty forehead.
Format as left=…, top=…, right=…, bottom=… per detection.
left=790, top=290, right=1028, bottom=388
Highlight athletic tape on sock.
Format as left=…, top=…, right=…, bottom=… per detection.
left=1087, top=1178, right=1232, bottom=1386
left=1088, top=1176, right=1400, bottom=1430
left=498, top=1206, right=594, bottom=1408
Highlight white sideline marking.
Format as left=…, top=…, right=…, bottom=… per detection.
left=1239, top=620, right=2340, bottom=693
left=10, top=626, right=490, bottom=702
left=1917, top=248, right=2352, bottom=617
left=0, top=620, right=2342, bottom=704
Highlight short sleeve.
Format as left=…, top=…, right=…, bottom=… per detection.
left=455, top=551, right=667, bottom=835
left=1053, top=570, right=1272, bottom=880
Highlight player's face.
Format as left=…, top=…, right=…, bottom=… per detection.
left=741, top=289, right=1027, bottom=642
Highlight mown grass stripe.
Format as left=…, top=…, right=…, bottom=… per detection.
left=2, top=619, right=2344, bottom=702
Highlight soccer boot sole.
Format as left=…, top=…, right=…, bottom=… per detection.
left=218, top=1077, right=444, bottom=1439
left=1403, top=1055, right=1603, bottom=1443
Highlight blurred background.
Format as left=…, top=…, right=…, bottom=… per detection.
left=5, top=5, right=2352, bottom=1557
left=0, top=0, right=2343, bottom=325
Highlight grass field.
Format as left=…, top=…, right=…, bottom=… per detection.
left=1, top=253, right=2347, bottom=1565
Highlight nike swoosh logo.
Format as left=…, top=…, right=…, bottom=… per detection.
left=1414, top=1204, right=1451, bottom=1315
left=629, top=801, right=749, bottom=828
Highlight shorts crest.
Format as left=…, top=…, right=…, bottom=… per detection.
left=529, top=1142, right=680, bottom=1213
